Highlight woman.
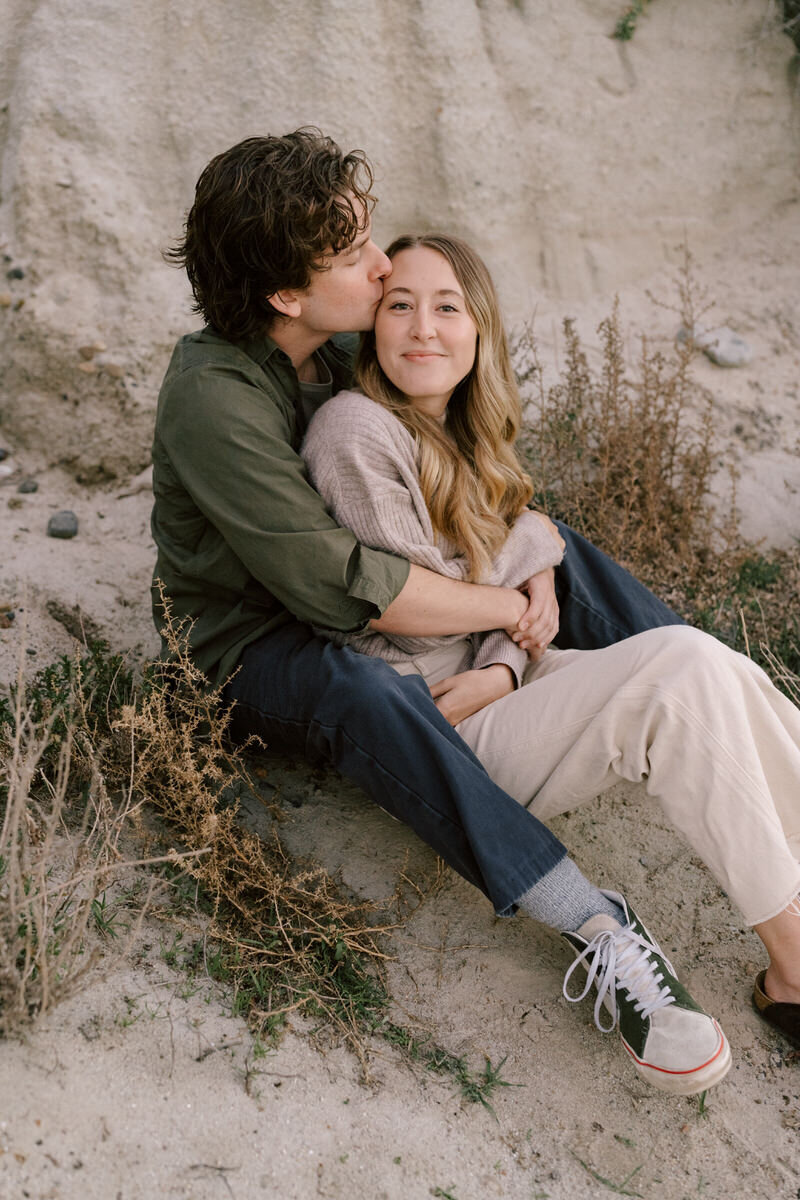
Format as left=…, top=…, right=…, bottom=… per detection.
left=302, top=233, right=800, bottom=1091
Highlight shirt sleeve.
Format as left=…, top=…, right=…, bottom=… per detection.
left=158, top=364, right=409, bottom=631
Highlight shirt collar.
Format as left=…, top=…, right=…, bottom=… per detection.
left=236, top=330, right=291, bottom=371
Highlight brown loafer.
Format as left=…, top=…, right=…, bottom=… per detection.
left=753, top=970, right=800, bottom=1049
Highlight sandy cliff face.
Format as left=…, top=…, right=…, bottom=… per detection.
left=0, top=0, right=797, bottom=484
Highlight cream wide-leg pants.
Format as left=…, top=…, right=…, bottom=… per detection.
left=390, top=626, right=800, bottom=926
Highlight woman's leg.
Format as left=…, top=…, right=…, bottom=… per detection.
left=456, top=625, right=800, bottom=926
left=755, top=905, right=800, bottom=1001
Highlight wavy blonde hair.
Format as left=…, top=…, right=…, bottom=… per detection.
left=355, top=233, right=533, bottom=582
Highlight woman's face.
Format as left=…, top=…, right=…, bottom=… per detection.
left=374, top=246, right=478, bottom=419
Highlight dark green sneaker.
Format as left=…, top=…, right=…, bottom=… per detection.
left=562, top=890, right=731, bottom=1095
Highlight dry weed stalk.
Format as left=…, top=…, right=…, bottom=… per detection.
left=1, top=672, right=127, bottom=1029
left=0, top=643, right=207, bottom=1034
left=0, top=597, right=423, bottom=1052
left=109, top=591, right=397, bottom=1047
left=761, top=644, right=800, bottom=704
left=517, top=299, right=723, bottom=574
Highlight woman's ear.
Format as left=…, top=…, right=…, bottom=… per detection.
left=266, top=290, right=303, bottom=319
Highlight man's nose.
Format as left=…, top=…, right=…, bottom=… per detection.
left=369, top=245, right=392, bottom=280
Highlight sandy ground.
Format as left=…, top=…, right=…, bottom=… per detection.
left=2, top=2, right=800, bottom=1198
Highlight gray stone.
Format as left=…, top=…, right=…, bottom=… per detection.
left=6, top=266, right=24, bottom=280
left=0, top=447, right=8, bottom=461
left=17, top=478, right=38, bottom=493
left=47, top=510, right=79, bottom=539
left=678, top=324, right=753, bottom=368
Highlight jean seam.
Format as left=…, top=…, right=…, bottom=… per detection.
left=563, top=591, right=632, bottom=640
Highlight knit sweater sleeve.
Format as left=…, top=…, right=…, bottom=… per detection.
left=302, top=391, right=472, bottom=581
left=472, top=511, right=564, bottom=685
left=483, top=508, right=564, bottom=588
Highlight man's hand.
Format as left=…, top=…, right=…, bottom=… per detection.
left=430, top=664, right=515, bottom=726
left=511, top=565, right=560, bottom=660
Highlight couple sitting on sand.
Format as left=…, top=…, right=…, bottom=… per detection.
left=151, top=128, right=800, bottom=1096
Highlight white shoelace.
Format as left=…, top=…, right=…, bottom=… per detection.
left=563, top=925, right=677, bottom=1033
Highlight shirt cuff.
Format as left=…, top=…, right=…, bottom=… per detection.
left=335, top=545, right=410, bottom=632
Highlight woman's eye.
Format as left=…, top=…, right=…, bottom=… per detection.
left=388, top=301, right=411, bottom=311
left=439, top=304, right=457, bottom=313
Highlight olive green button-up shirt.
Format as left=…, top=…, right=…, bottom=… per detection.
left=150, top=327, right=409, bottom=687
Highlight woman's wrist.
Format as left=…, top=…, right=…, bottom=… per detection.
left=480, top=663, right=516, bottom=695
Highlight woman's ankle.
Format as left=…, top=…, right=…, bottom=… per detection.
left=763, top=964, right=800, bottom=1005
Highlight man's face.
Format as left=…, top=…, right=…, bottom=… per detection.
left=294, top=208, right=392, bottom=337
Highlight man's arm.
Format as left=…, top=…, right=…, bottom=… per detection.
left=371, top=563, right=528, bottom=637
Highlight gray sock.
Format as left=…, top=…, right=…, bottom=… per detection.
left=515, top=857, right=625, bottom=933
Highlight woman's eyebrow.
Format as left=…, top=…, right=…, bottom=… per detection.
left=383, top=286, right=463, bottom=297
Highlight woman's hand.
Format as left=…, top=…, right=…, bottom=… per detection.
left=429, top=664, right=515, bottom=726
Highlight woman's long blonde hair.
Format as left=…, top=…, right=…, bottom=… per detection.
left=355, top=233, right=533, bottom=582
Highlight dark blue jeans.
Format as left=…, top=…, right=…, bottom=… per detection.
left=224, top=524, right=683, bottom=915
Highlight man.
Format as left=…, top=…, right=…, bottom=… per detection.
left=151, top=129, right=728, bottom=1094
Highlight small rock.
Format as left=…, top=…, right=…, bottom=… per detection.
left=0, top=292, right=11, bottom=308
left=78, top=341, right=106, bottom=359
left=26, top=647, right=37, bottom=656
left=77, top=360, right=97, bottom=374
left=678, top=324, right=753, bottom=368
left=17, top=478, right=38, bottom=493
left=0, top=447, right=8, bottom=460
left=6, top=267, right=24, bottom=280
left=47, top=510, right=79, bottom=539
left=0, top=458, right=17, bottom=479
left=102, top=362, right=125, bottom=379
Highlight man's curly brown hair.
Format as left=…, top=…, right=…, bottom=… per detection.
left=167, top=129, right=376, bottom=341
